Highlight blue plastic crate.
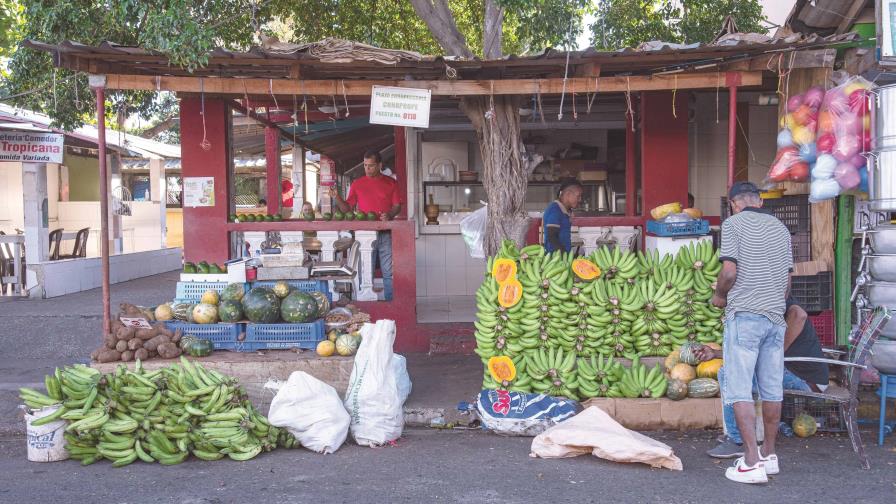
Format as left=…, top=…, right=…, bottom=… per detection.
left=244, top=320, right=325, bottom=350
left=175, top=282, right=246, bottom=302
left=165, top=321, right=245, bottom=351
left=251, top=280, right=331, bottom=301
left=646, top=219, right=710, bottom=237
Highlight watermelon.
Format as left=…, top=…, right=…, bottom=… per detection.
left=344, top=212, right=354, bottom=221
left=272, top=281, right=291, bottom=299
left=280, top=291, right=318, bottom=323
left=220, top=283, right=246, bottom=303
left=354, top=211, right=365, bottom=221
left=242, top=287, right=281, bottom=323
left=333, top=211, right=344, bottom=221
left=218, top=300, right=244, bottom=323
left=308, top=291, right=330, bottom=319
left=323, top=212, right=332, bottom=221
left=366, top=211, right=378, bottom=220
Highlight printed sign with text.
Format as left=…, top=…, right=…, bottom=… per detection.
left=369, top=86, right=431, bottom=128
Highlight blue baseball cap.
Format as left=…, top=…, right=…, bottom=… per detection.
left=728, top=181, right=760, bottom=200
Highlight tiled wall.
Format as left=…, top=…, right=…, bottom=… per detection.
left=415, top=234, right=487, bottom=297
left=689, top=92, right=778, bottom=215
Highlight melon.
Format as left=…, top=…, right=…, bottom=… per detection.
left=679, top=342, right=701, bottom=366
left=171, top=302, right=192, bottom=321
left=192, top=303, right=219, bottom=324
left=309, top=291, right=330, bottom=319
left=200, top=289, right=220, bottom=305
left=241, top=287, right=281, bottom=323
left=327, top=330, right=340, bottom=342
left=272, top=281, right=291, bottom=299
left=792, top=413, right=818, bottom=438
left=335, top=333, right=360, bottom=356
left=316, top=340, right=336, bottom=357
left=669, top=363, right=697, bottom=383
left=220, top=283, right=246, bottom=303
left=217, top=300, right=244, bottom=323
left=687, top=378, right=720, bottom=398
left=280, top=291, right=318, bottom=323
left=664, top=348, right=681, bottom=372
left=666, top=379, right=688, bottom=401
left=696, top=358, right=723, bottom=379
left=154, top=304, right=174, bottom=321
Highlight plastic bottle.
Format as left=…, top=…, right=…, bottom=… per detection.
left=778, top=421, right=794, bottom=438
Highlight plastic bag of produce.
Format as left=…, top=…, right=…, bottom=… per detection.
left=810, top=75, right=873, bottom=202
left=265, top=371, right=350, bottom=454
left=475, top=389, right=579, bottom=436
left=460, top=203, right=488, bottom=259
left=767, top=86, right=826, bottom=184
left=344, top=319, right=408, bottom=446
left=530, top=406, right=683, bottom=470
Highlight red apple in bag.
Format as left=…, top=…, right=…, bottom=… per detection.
left=768, top=146, right=800, bottom=183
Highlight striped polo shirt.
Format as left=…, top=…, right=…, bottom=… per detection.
left=719, top=207, right=793, bottom=326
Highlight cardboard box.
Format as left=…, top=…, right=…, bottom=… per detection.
left=581, top=398, right=723, bottom=431
left=255, top=266, right=309, bottom=280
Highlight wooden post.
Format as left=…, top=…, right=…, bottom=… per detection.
left=265, top=126, right=282, bottom=215
left=835, top=195, right=855, bottom=346
left=93, top=83, right=111, bottom=337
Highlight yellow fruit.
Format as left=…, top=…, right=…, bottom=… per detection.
left=571, top=258, right=601, bottom=280
left=682, top=208, right=703, bottom=219
left=793, top=413, right=817, bottom=438
left=650, top=202, right=682, bottom=220
left=696, top=358, right=723, bottom=379
left=154, top=304, right=174, bottom=321
left=488, top=356, right=516, bottom=382
left=327, top=330, right=339, bottom=343
left=498, top=279, right=523, bottom=308
left=200, top=289, right=220, bottom=305
left=669, top=363, right=697, bottom=383
left=316, top=340, right=336, bottom=357
left=664, top=348, right=681, bottom=373
left=491, top=258, right=518, bottom=284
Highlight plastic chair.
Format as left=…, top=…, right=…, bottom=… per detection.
left=58, top=228, right=90, bottom=259
left=48, top=228, right=63, bottom=260
left=783, top=307, right=891, bottom=469
left=879, top=373, right=896, bottom=446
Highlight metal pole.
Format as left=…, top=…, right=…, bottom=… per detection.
left=94, top=85, right=111, bottom=336
left=727, top=85, right=737, bottom=188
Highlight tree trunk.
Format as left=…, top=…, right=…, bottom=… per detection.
left=460, top=95, right=529, bottom=256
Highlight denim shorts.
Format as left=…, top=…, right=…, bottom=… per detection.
left=721, top=312, right=786, bottom=404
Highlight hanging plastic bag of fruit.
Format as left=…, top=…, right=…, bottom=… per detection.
left=767, top=85, right=826, bottom=184
left=460, top=202, right=488, bottom=259
left=810, top=74, right=874, bottom=202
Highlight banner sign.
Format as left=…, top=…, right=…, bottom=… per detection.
left=0, top=131, right=64, bottom=163
left=369, top=86, right=431, bottom=128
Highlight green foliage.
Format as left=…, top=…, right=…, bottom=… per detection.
left=591, top=0, right=767, bottom=50
left=0, top=0, right=24, bottom=60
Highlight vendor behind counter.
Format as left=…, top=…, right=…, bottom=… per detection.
left=542, top=179, right=583, bottom=253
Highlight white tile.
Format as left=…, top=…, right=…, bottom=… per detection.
left=444, top=269, right=466, bottom=296
left=425, top=268, right=447, bottom=296
left=415, top=237, right=427, bottom=265
left=444, top=236, right=467, bottom=266
left=466, top=268, right=486, bottom=295
left=416, top=267, right=426, bottom=296
left=423, top=235, right=447, bottom=266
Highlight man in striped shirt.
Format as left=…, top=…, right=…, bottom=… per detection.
left=709, top=181, right=793, bottom=484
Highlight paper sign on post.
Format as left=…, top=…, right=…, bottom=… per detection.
left=183, top=177, right=215, bottom=207
left=119, top=317, right=153, bottom=329
left=369, top=86, right=431, bottom=128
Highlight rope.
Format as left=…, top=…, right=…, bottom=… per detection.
left=269, top=79, right=279, bottom=112
left=625, top=77, right=635, bottom=132
left=672, top=75, right=677, bottom=119
left=558, top=44, right=572, bottom=120
left=586, top=77, right=599, bottom=114
left=716, top=71, right=721, bottom=124
left=341, top=80, right=350, bottom=118
left=199, top=78, right=211, bottom=151
left=536, top=81, right=545, bottom=124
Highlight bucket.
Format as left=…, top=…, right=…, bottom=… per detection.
left=24, top=404, right=69, bottom=462
left=865, top=149, right=896, bottom=211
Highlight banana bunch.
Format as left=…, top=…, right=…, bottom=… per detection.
left=676, top=240, right=722, bottom=291
left=496, top=239, right=521, bottom=261
left=473, top=277, right=510, bottom=359
left=577, top=354, right=624, bottom=398
left=481, top=354, right=532, bottom=392
left=617, top=357, right=668, bottom=399
left=631, top=281, right=678, bottom=356
left=20, top=359, right=297, bottom=467
left=589, top=281, right=639, bottom=357
left=525, top=347, right=580, bottom=400
left=546, top=281, right=600, bottom=356
left=591, top=246, right=639, bottom=284
left=637, top=249, right=674, bottom=281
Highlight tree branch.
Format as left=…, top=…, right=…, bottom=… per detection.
left=408, top=0, right=474, bottom=58
left=139, top=116, right=178, bottom=138
left=482, top=0, right=503, bottom=59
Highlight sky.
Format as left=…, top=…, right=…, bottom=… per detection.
left=575, top=0, right=798, bottom=49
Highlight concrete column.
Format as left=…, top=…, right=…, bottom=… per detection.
left=316, top=230, right=340, bottom=262
left=108, top=154, right=123, bottom=254
left=292, top=146, right=303, bottom=212
left=149, top=158, right=166, bottom=248
left=22, top=162, right=49, bottom=296
left=354, top=230, right=378, bottom=301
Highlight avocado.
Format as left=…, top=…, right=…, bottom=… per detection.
left=333, top=211, right=344, bottom=221
left=264, top=215, right=274, bottom=222
left=183, top=262, right=196, bottom=273
left=272, top=214, right=282, bottom=221
left=237, top=214, right=247, bottom=222
left=229, top=214, right=238, bottom=222
left=367, top=211, right=378, bottom=220
left=354, top=211, right=365, bottom=221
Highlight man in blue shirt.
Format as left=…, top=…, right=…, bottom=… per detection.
left=542, top=180, right=583, bottom=253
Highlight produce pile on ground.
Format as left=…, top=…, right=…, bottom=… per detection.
left=91, top=304, right=184, bottom=363
left=156, top=281, right=331, bottom=326
left=475, top=241, right=724, bottom=401
left=19, top=358, right=297, bottom=466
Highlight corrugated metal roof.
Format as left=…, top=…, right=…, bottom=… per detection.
left=782, top=0, right=870, bottom=37
left=23, top=33, right=859, bottom=81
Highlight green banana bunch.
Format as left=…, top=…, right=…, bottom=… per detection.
left=617, top=357, right=668, bottom=399
left=637, top=249, right=675, bottom=281
left=676, top=241, right=721, bottom=291
left=591, top=246, right=639, bottom=284
left=481, top=354, right=533, bottom=393
left=525, top=347, right=579, bottom=400
left=576, top=354, right=624, bottom=398
left=497, top=239, right=521, bottom=261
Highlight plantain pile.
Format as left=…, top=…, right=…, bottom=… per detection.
left=19, top=358, right=297, bottom=467
left=475, top=240, right=723, bottom=401
left=616, top=357, right=669, bottom=399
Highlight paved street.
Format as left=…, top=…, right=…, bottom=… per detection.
left=0, top=273, right=894, bottom=502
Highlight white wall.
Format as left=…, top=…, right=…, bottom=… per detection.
left=56, top=201, right=165, bottom=257
left=0, top=162, right=24, bottom=232
left=415, top=233, right=487, bottom=297
left=689, top=92, right=778, bottom=216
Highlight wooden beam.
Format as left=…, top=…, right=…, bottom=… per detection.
left=103, top=71, right=763, bottom=96
left=836, top=1, right=867, bottom=34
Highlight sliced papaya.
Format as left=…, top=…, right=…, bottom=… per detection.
left=498, top=278, right=523, bottom=308
left=487, top=356, right=516, bottom=382
left=491, top=258, right=518, bottom=284
left=572, top=258, right=601, bottom=280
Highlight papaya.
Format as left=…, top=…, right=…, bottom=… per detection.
left=571, top=258, right=601, bottom=280
left=498, top=278, right=523, bottom=308
left=491, top=258, right=518, bottom=284
left=696, top=358, right=723, bottom=379
left=488, top=356, right=516, bottom=382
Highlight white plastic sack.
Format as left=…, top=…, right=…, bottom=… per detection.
left=391, top=354, right=412, bottom=405
left=266, top=371, right=350, bottom=454
left=460, top=203, right=488, bottom=259
left=344, top=320, right=408, bottom=446
left=530, top=406, right=683, bottom=471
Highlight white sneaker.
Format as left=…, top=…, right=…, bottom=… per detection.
left=759, top=453, right=779, bottom=475
left=725, top=456, right=768, bottom=484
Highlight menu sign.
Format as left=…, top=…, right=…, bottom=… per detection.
left=0, top=131, right=64, bottom=163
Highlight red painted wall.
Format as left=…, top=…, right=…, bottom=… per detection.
left=393, top=127, right=408, bottom=218
left=180, top=97, right=231, bottom=264
left=640, top=91, right=689, bottom=213
left=265, top=126, right=282, bottom=215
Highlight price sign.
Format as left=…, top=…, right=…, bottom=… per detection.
left=119, top=317, right=153, bottom=329
left=369, top=86, right=431, bottom=128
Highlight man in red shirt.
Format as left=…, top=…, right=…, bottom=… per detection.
left=329, top=150, right=402, bottom=300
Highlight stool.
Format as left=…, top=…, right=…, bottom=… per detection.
left=878, top=373, right=896, bottom=446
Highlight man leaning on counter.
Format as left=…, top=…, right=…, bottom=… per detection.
left=542, top=179, right=583, bottom=254
left=329, top=150, right=402, bottom=301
